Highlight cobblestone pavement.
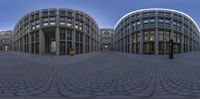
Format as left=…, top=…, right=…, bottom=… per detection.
left=0, top=51, right=200, bottom=99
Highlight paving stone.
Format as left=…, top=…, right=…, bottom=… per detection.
left=0, top=51, right=200, bottom=98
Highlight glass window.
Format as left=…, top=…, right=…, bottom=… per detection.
left=67, top=30, right=72, bottom=40
left=143, top=13, right=148, bottom=17
left=173, top=33, right=176, bottom=42
left=60, top=22, right=65, bottom=25
left=150, top=19, right=155, bottom=23
left=50, top=11, right=56, bottom=15
left=50, top=22, right=56, bottom=25
left=137, top=21, right=140, bottom=25
left=32, top=26, right=35, bottom=30
left=173, top=21, right=177, bottom=25
left=43, top=18, right=48, bottom=22
left=177, top=22, right=181, bottom=26
left=80, top=33, right=83, bottom=42
left=137, top=33, right=140, bottom=42
left=35, top=32, right=39, bottom=41
left=132, top=33, right=136, bottom=43
left=177, top=33, right=181, bottom=43
left=60, top=41, right=66, bottom=55
left=43, top=23, right=48, bottom=26
left=133, top=23, right=136, bottom=26
left=159, top=31, right=164, bottom=41
left=36, top=25, right=40, bottom=28
left=36, top=20, right=40, bottom=24
left=149, top=12, right=155, bottom=16
left=75, top=20, right=79, bottom=25
left=143, top=20, right=148, bottom=23
left=43, top=12, right=48, bottom=16
left=75, top=25, right=78, bottom=29
left=165, top=31, right=170, bottom=42
left=50, top=17, right=56, bottom=21
left=158, top=12, right=164, bottom=16
left=60, top=17, right=66, bottom=22
left=149, top=31, right=155, bottom=41
left=159, top=19, right=164, bottom=23
left=144, top=31, right=149, bottom=41
left=159, top=42, right=164, bottom=54
left=75, top=32, right=79, bottom=41
left=66, top=23, right=72, bottom=26
left=144, top=42, right=154, bottom=54
left=32, top=22, right=35, bottom=25
left=60, top=11, right=66, bottom=15
left=165, top=12, right=171, bottom=17
left=60, top=29, right=66, bottom=40
left=165, top=19, right=170, bottom=24
left=67, top=18, right=72, bottom=23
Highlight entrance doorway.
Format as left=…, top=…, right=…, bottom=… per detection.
left=43, top=28, right=56, bottom=55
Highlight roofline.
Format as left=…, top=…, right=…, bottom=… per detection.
left=14, top=8, right=99, bottom=31
left=114, top=8, right=200, bottom=33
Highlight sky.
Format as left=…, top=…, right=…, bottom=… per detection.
left=0, top=0, right=200, bottom=30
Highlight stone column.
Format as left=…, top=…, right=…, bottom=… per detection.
left=181, top=33, right=184, bottom=53
left=83, top=33, right=86, bottom=53
left=155, top=28, right=159, bottom=55
left=72, top=30, right=75, bottom=53
left=140, top=14, right=143, bottom=54
left=65, top=30, right=68, bottom=55
left=155, top=11, right=159, bottom=55
left=39, top=29, right=45, bottom=55
left=28, top=34, right=32, bottom=53
left=56, top=27, right=60, bottom=55
left=140, top=30, right=143, bottom=54
left=129, top=34, right=132, bottom=53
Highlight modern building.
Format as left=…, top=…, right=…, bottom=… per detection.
left=0, top=30, right=12, bottom=51
left=113, top=8, right=200, bottom=55
left=100, top=28, right=114, bottom=51
left=13, top=8, right=101, bottom=55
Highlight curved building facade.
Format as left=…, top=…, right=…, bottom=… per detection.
left=113, top=8, right=200, bottom=54
left=13, top=8, right=100, bottom=55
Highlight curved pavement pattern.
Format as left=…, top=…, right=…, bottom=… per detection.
left=0, top=51, right=200, bottom=99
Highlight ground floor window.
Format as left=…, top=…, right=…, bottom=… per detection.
left=60, top=41, right=66, bottom=55
left=159, top=42, right=164, bottom=54
left=174, top=43, right=181, bottom=53
left=143, top=42, right=154, bottom=54
left=75, top=43, right=79, bottom=54
left=36, top=42, right=39, bottom=54
left=80, top=43, right=83, bottom=54
left=31, top=43, right=34, bottom=53
left=136, top=43, right=140, bottom=54
left=67, top=42, right=72, bottom=55
left=132, top=43, right=136, bottom=53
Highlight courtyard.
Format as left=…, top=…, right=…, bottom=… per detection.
left=0, top=51, right=200, bottom=99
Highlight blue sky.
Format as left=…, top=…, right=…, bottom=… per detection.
left=0, top=0, right=200, bottom=30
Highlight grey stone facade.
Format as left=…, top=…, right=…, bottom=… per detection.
left=113, top=8, right=200, bottom=55
left=13, top=8, right=101, bottom=55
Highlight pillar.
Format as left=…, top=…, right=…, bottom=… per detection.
left=155, top=28, right=159, bottom=55
left=56, top=27, right=60, bottom=55
left=39, top=29, right=45, bottom=55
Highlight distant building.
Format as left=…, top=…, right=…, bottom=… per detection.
left=0, top=30, right=12, bottom=51
left=100, top=28, right=114, bottom=51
